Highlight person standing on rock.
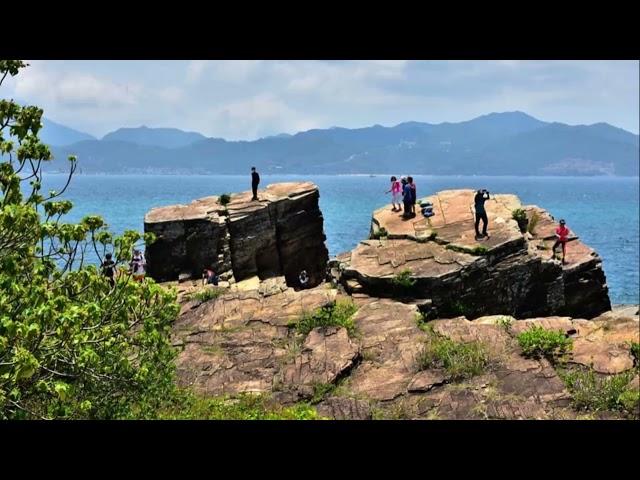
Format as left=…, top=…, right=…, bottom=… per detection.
left=402, top=177, right=414, bottom=218
left=408, top=176, right=417, bottom=215
left=251, top=166, right=260, bottom=201
left=387, top=176, right=402, bottom=212
left=130, top=249, right=146, bottom=282
left=551, top=219, right=571, bottom=265
left=474, top=189, right=490, bottom=239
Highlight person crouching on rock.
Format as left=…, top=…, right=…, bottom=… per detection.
left=474, top=189, right=490, bottom=239
left=386, top=176, right=402, bottom=212
left=551, top=219, right=571, bottom=265
left=203, top=267, right=220, bottom=286
left=298, top=270, right=309, bottom=289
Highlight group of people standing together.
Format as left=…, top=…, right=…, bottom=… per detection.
left=387, top=176, right=418, bottom=219
left=386, top=179, right=572, bottom=265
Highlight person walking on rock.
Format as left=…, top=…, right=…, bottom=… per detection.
left=251, top=166, right=260, bottom=201
left=402, top=177, right=414, bottom=219
left=474, top=189, right=490, bottom=239
left=551, top=219, right=571, bottom=265
left=387, top=176, right=402, bottom=212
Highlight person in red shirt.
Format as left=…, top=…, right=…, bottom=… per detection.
left=551, top=219, right=571, bottom=264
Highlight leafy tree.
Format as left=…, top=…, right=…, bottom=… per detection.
left=0, top=60, right=180, bottom=419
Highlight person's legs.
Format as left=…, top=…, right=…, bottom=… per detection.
left=481, top=212, right=488, bottom=236
left=475, top=213, right=482, bottom=236
left=551, top=240, right=560, bottom=258
left=561, top=241, right=567, bottom=263
left=252, top=184, right=258, bottom=200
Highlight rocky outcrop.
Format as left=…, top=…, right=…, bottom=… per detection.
left=145, top=182, right=329, bottom=287
left=331, top=189, right=611, bottom=319
left=170, top=279, right=638, bottom=419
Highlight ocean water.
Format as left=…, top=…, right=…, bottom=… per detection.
left=39, top=174, right=639, bottom=305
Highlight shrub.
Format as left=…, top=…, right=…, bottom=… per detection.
left=417, top=332, right=488, bottom=381
left=219, top=194, right=231, bottom=206
left=188, top=287, right=223, bottom=302
left=512, top=208, right=528, bottom=233
left=527, top=212, right=540, bottom=235
left=0, top=61, right=180, bottom=420
left=296, top=299, right=358, bottom=337
left=392, top=269, right=416, bottom=290
left=496, top=316, right=513, bottom=332
left=630, top=342, right=640, bottom=367
left=516, top=325, right=572, bottom=360
left=157, top=391, right=319, bottom=420
left=559, top=368, right=637, bottom=417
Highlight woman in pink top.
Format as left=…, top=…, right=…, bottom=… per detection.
left=386, top=176, right=402, bottom=212
left=551, top=219, right=571, bottom=264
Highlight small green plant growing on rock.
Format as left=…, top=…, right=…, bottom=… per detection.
left=296, top=299, right=358, bottom=337
left=516, top=325, right=572, bottom=361
left=496, top=316, right=513, bottom=332
left=187, top=287, right=224, bottom=303
left=371, top=227, right=388, bottom=239
left=310, top=382, right=336, bottom=404
left=629, top=342, right=640, bottom=368
left=417, top=331, right=489, bottom=381
left=512, top=208, right=528, bottom=233
left=559, top=368, right=638, bottom=418
left=392, top=269, right=416, bottom=290
left=527, top=212, right=540, bottom=235
left=219, top=193, right=231, bottom=206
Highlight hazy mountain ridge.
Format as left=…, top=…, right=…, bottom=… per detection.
left=43, top=112, right=639, bottom=176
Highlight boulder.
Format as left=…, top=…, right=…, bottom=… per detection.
left=145, top=182, right=329, bottom=288
left=332, top=189, right=611, bottom=319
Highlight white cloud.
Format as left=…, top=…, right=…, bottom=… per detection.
left=3, top=60, right=637, bottom=138
left=14, top=61, right=140, bottom=109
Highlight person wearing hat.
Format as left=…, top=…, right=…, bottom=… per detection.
left=551, top=219, right=571, bottom=264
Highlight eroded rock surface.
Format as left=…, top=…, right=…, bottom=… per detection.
left=334, top=189, right=610, bottom=319
left=145, top=182, right=329, bottom=287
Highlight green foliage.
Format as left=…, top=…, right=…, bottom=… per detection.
left=371, top=227, right=388, bottom=239
left=0, top=61, right=180, bottom=419
left=157, top=391, right=319, bottom=420
left=417, top=331, right=488, bottom=381
left=511, top=208, right=527, bottom=223
left=187, top=287, right=223, bottom=303
left=296, top=299, right=358, bottom=337
left=219, top=193, right=231, bottom=206
left=310, top=382, right=336, bottom=404
left=527, top=212, right=540, bottom=235
left=516, top=325, right=572, bottom=361
left=445, top=244, right=488, bottom=255
left=496, top=316, right=513, bottom=332
left=559, top=368, right=638, bottom=418
left=630, top=342, right=640, bottom=367
left=392, top=269, right=416, bottom=290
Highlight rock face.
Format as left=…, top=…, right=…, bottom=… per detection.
left=145, top=182, right=329, bottom=288
left=331, top=189, right=611, bottom=319
left=171, top=281, right=639, bottom=420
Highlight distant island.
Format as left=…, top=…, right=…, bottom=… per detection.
left=37, top=112, right=639, bottom=176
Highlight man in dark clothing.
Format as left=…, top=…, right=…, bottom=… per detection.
left=402, top=178, right=414, bottom=218
left=251, top=167, right=260, bottom=201
left=474, top=189, right=490, bottom=238
left=101, top=253, right=116, bottom=287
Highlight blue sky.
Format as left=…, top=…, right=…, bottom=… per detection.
left=4, top=60, right=638, bottom=139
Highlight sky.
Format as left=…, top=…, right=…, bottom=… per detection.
left=3, top=60, right=638, bottom=140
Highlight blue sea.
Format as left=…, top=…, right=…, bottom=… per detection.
left=40, top=174, right=639, bottom=305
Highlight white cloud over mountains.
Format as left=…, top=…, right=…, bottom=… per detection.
left=3, top=60, right=638, bottom=139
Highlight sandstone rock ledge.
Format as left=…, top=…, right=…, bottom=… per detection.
left=172, top=279, right=638, bottom=420
left=144, top=182, right=329, bottom=288
left=331, top=189, right=611, bottom=319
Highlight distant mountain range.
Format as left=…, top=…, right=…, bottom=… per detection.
left=38, top=112, right=639, bottom=176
